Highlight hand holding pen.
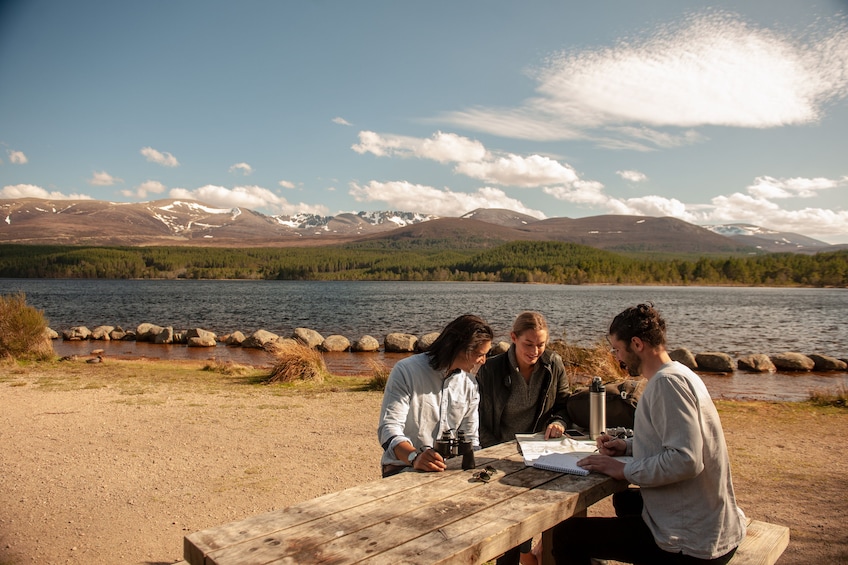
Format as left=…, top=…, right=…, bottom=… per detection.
left=595, top=432, right=627, bottom=457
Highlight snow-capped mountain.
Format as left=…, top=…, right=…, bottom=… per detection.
left=704, top=224, right=831, bottom=254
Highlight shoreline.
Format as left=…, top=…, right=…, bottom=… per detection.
left=49, top=339, right=848, bottom=402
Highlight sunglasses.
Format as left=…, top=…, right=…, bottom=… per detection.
left=471, top=465, right=497, bottom=483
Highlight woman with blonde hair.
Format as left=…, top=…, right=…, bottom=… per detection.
left=477, top=311, right=571, bottom=565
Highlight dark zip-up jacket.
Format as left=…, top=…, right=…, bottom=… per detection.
left=477, top=347, right=571, bottom=448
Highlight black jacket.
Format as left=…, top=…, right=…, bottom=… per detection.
left=477, top=347, right=571, bottom=448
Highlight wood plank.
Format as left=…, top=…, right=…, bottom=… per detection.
left=362, top=473, right=627, bottom=564
left=205, top=463, right=556, bottom=565
left=729, top=520, right=790, bottom=565
left=184, top=442, right=519, bottom=564
left=182, top=441, right=605, bottom=565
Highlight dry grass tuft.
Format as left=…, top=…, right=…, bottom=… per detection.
left=809, top=384, right=848, bottom=408
left=265, top=339, right=328, bottom=384
left=0, top=292, right=53, bottom=361
left=202, top=359, right=252, bottom=376
left=548, top=338, right=627, bottom=388
left=365, top=358, right=392, bottom=391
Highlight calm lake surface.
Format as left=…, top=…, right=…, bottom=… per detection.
left=2, top=279, right=846, bottom=401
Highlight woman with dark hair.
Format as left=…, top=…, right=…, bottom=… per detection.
left=377, top=314, right=494, bottom=478
left=477, top=311, right=571, bottom=565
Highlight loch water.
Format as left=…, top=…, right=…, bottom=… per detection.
left=3, top=279, right=846, bottom=401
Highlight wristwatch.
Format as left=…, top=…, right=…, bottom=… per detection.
left=407, top=445, right=429, bottom=465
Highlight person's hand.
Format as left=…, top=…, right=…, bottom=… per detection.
left=413, top=448, right=447, bottom=472
left=544, top=421, right=565, bottom=439
left=577, top=454, right=626, bottom=480
left=595, top=433, right=626, bottom=456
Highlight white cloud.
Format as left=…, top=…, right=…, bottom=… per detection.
left=0, top=184, right=92, bottom=200
left=457, top=154, right=579, bottom=187
left=747, top=175, right=839, bottom=199
left=543, top=180, right=610, bottom=207
left=349, top=180, right=545, bottom=218
left=617, top=170, right=648, bottom=183
left=89, top=171, right=123, bottom=186
left=332, top=116, right=352, bottom=126
left=278, top=180, right=296, bottom=189
left=441, top=12, right=848, bottom=148
left=700, top=192, right=848, bottom=240
left=353, top=130, right=592, bottom=189
left=122, top=180, right=166, bottom=199
left=229, top=162, right=253, bottom=175
left=352, top=131, right=487, bottom=163
left=8, top=150, right=28, bottom=164
left=141, top=146, right=179, bottom=167
left=169, top=184, right=328, bottom=216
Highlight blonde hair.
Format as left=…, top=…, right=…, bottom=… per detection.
left=512, top=311, right=549, bottom=337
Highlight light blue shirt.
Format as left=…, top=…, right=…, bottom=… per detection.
left=378, top=352, right=480, bottom=467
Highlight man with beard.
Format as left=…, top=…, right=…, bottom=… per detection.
left=551, top=303, right=746, bottom=565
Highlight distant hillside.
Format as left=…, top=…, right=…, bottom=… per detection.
left=1, top=197, right=839, bottom=255
left=517, top=215, right=756, bottom=254
left=0, top=198, right=437, bottom=247
left=704, top=223, right=832, bottom=254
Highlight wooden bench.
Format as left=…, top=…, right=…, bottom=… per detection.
left=728, top=519, right=789, bottom=565
left=177, top=519, right=788, bottom=565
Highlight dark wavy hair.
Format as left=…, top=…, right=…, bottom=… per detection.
left=608, top=302, right=667, bottom=348
left=427, top=314, right=494, bottom=371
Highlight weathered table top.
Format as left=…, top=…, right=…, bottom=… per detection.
left=183, top=441, right=628, bottom=565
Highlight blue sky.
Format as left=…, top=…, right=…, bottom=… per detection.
left=1, top=1, right=847, bottom=243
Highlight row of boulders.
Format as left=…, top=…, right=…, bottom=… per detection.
left=669, top=348, right=848, bottom=373
left=48, top=323, right=444, bottom=354
left=47, top=324, right=846, bottom=373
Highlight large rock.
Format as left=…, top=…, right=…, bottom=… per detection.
left=737, top=354, right=776, bottom=373
left=136, top=323, right=163, bottom=342
left=669, top=348, right=697, bottom=369
left=91, top=325, right=114, bottom=341
left=771, top=352, right=815, bottom=372
left=242, top=329, right=280, bottom=349
left=109, top=327, right=127, bottom=341
left=188, top=335, right=217, bottom=347
left=385, top=333, right=418, bottom=353
left=320, top=335, right=351, bottom=352
left=490, top=341, right=511, bottom=356
left=694, top=351, right=734, bottom=373
left=292, top=327, right=324, bottom=349
left=43, top=327, right=59, bottom=340
left=154, top=326, right=174, bottom=344
left=185, top=328, right=218, bottom=347
left=62, top=326, right=91, bottom=341
left=808, top=354, right=847, bottom=371
left=224, top=331, right=246, bottom=346
left=416, top=332, right=441, bottom=352
left=352, top=335, right=380, bottom=352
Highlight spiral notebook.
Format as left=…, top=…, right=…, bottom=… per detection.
left=515, top=433, right=630, bottom=476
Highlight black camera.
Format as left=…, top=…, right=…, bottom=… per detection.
left=434, top=429, right=475, bottom=470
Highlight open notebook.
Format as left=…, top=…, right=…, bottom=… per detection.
left=515, top=433, right=632, bottom=476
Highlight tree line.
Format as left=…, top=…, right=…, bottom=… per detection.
left=0, top=242, right=845, bottom=287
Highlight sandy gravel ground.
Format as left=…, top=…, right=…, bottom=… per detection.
left=1, top=361, right=846, bottom=565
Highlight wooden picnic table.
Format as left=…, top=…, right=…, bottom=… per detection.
left=183, top=440, right=628, bottom=565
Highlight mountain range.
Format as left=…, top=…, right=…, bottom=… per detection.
left=1, top=198, right=842, bottom=254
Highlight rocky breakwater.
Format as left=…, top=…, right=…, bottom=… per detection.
left=50, top=323, right=455, bottom=355
left=49, top=323, right=847, bottom=376
left=669, top=348, right=848, bottom=374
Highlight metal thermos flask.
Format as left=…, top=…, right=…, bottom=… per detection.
left=589, top=377, right=606, bottom=440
